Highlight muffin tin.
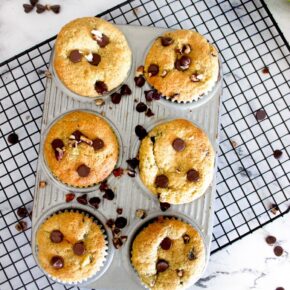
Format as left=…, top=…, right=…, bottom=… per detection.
left=31, top=24, right=222, bottom=289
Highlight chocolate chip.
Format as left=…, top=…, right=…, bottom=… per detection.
left=106, top=219, right=115, bottom=228
left=113, top=228, right=121, bottom=237
left=111, top=92, right=122, bottom=104
left=71, top=130, right=82, bottom=141
left=176, top=269, right=184, bottom=277
left=30, top=0, right=38, bottom=6
left=188, top=250, right=196, bottom=260
left=187, top=169, right=199, bottom=182
left=144, top=89, right=161, bottom=101
left=17, top=207, right=28, bottom=218
left=270, top=204, right=279, bottom=215
left=115, top=217, right=127, bottom=229
left=116, top=208, right=123, bottom=215
left=148, top=64, right=159, bottom=77
left=273, top=150, right=283, bottom=159
left=262, top=67, right=269, bottom=74
left=127, top=169, right=136, bottom=177
left=135, top=125, right=147, bottom=140
left=120, top=84, right=132, bottom=95
left=172, top=138, right=185, bottom=152
left=182, top=44, right=191, bottom=54
left=50, top=230, right=64, bottom=243
left=113, top=237, right=123, bottom=249
left=89, top=53, right=101, bottom=66
left=160, top=202, right=170, bottom=212
left=145, top=108, right=154, bottom=117
left=76, top=194, right=88, bottom=205
left=8, top=133, right=19, bottom=144
left=50, top=5, right=60, bottom=14
left=156, top=259, right=169, bottom=273
left=126, top=158, right=139, bottom=169
left=160, top=237, right=172, bottom=250
left=175, top=56, right=191, bottom=71
left=77, top=164, right=90, bottom=177
left=150, top=136, right=155, bottom=144
left=23, top=4, right=34, bottom=13
left=92, top=138, right=104, bottom=151
left=51, top=139, right=64, bottom=150
left=255, top=109, right=267, bottom=121
left=73, top=241, right=85, bottom=255
left=36, top=4, right=47, bottom=13
left=265, top=235, right=277, bottom=245
left=276, top=287, right=285, bottom=290
left=89, top=197, right=101, bottom=208
left=155, top=175, right=169, bottom=188
left=161, top=37, right=173, bottom=47
left=99, top=181, right=108, bottom=192
left=65, top=193, right=75, bottom=202
left=113, top=167, right=124, bottom=177
left=134, top=76, right=145, bottom=87
left=50, top=256, right=64, bottom=269
left=95, top=81, right=108, bottom=95
left=273, top=245, right=283, bottom=256
left=136, top=102, right=147, bottom=113
left=96, top=34, right=110, bottom=48
left=183, top=234, right=190, bottom=244
left=103, top=189, right=115, bottom=200
left=15, top=221, right=27, bottom=232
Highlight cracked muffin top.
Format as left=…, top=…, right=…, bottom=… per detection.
left=131, top=217, right=205, bottom=290
left=144, top=30, right=219, bottom=103
left=138, top=119, right=215, bottom=204
left=43, top=110, right=119, bottom=187
left=36, top=211, right=107, bottom=282
left=53, top=17, right=132, bottom=97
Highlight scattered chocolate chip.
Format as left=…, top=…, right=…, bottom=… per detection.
left=145, top=108, right=154, bottom=117
left=144, top=89, right=161, bottom=101
left=106, top=219, right=115, bottom=228
left=176, top=269, right=184, bottom=277
left=161, top=37, right=173, bottom=47
left=148, top=64, right=159, bottom=77
left=172, top=138, right=185, bottom=152
left=134, top=76, right=145, bottom=87
left=127, top=169, right=136, bottom=177
left=135, top=125, right=147, bottom=140
left=113, top=167, right=124, bottom=177
left=265, top=235, right=277, bottom=245
left=262, top=67, right=269, bottom=74
left=103, top=189, right=115, bottom=200
left=71, top=130, right=82, bottom=141
left=156, top=259, right=169, bottom=273
left=50, top=230, right=63, bottom=243
left=113, top=237, right=123, bottom=249
left=183, top=234, right=190, bottom=244
left=89, top=197, right=101, bottom=208
left=116, top=208, right=123, bottom=215
left=17, top=207, right=28, bottom=218
left=182, top=44, right=191, bottom=54
left=273, top=245, right=283, bottom=257
left=276, top=287, right=285, bottom=290
left=96, top=34, right=110, bottom=48
left=230, top=140, right=238, bottom=148
left=39, top=180, right=47, bottom=188
left=23, top=4, right=34, bottom=13
left=120, top=84, right=132, bottom=95
left=30, top=0, right=38, bottom=6
left=188, top=250, right=196, bottom=260
left=160, top=202, right=170, bottom=212
left=115, top=217, right=127, bottom=229
left=126, top=158, right=139, bottom=169
left=270, top=204, right=279, bottom=215
left=77, top=164, right=90, bottom=177
left=76, top=194, right=88, bottom=205
left=7, top=133, right=19, bottom=145
left=36, top=3, right=46, bottom=13
left=50, top=5, right=60, bottom=14
left=190, top=73, right=203, bottom=82
left=111, top=92, right=122, bottom=104
left=92, top=138, right=104, bottom=151
left=89, top=53, right=101, bottom=66
left=15, top=221, right=27, bottom=232
left=160, top=237, right=172, bottom=250
left=136, top=102, right=147, bottom=113
left=50, top=256, right=64, bottom=269
left=155, top=175, right=169, bottom=188
left=65, top=193, right=75, bottom=202
left=55, top=148, right=64, bottom=161
left=73, top=241, right=85, bottom=255
left=175, top=56, right=191, bottom=71
left=150, top=136, right=156, bottom=144
left=255, top=109, right=267, bottom=121
left=99, top=181, right=108, bottom=192
left=135, top=209, right=146, bottom=219
left=113, top=228, right=121, bottom=237
left=95, top=81, right=108, bottom=95
left=273, top=150, right=283, bottom=159
left=187, top=169, right=199, bottom=182
left=51, top=139, right=64, bottom=150
left=121, top=235, right=128, bottom=242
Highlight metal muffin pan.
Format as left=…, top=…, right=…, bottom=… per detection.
left=31, top=25, right=222, bottom=290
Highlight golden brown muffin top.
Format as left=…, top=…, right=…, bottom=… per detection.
left=36, top=211, right=106, bottom=282
left=44, top=111, right=119, bottom=187
left=139, top=119, right=215, bottom=204
left=54, top=17, right=132, bottom=97
left=131, top=218, right=205, bottom=290
left=144, top=30, right=219, bottom=103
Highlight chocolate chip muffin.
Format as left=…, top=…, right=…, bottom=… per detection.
left=36, top=211, right=107, bottom=283
left=43, top=111, right=119, bottom=187
left=138, top=119, right=215, bottom=204
left=131, top=217, right=205, bottom=290
left=144, top=30, right=219, bottom=103
left=53, top=17, right=132, bottom=97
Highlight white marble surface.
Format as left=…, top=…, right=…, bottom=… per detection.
left=0, top=0, right=289, bottom=290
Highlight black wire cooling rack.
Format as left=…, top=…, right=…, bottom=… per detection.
left=0, top=0, right=289, bottom=289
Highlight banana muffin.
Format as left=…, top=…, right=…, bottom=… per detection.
left=53, top=17, right=132, bottom=97
left=144, top=30, right=219, bottom=103
left=138, top=119, right=215, bottom=204
left=36, top=211, right=107, bottom=283
left=43, top=110, right=119, bottom=187
left=131, top=217, right=205, bottom=290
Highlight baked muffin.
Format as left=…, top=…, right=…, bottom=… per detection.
left=138, top=119, right=215, bottom=204
left=144, top=30, right=219, bottom=103
left=53, top=17, right=132, bottom=97
left=36, top=211, right=107, bottom=283
left=43, top=111, right=119, bottom=187
left=131, top=217, right=205, bottom=290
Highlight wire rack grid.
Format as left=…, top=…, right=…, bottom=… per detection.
left=0, top=0, right=289, bottom=289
